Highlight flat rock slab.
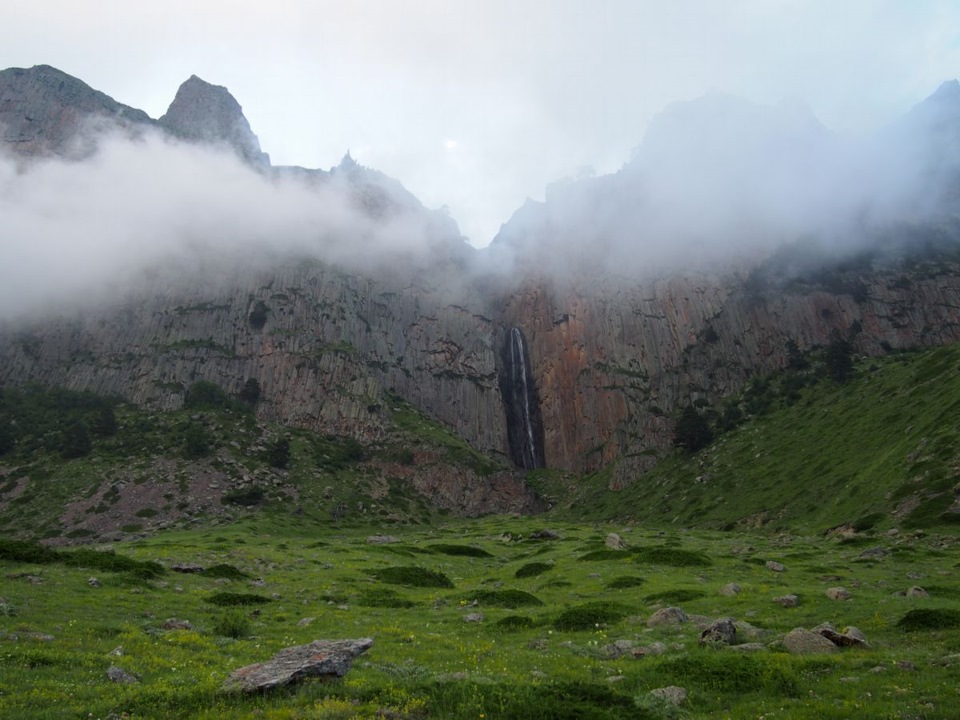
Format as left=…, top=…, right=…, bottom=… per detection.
left=223, top=638, right=374, bottom=693
left=782, top=628, right=838, bottom=655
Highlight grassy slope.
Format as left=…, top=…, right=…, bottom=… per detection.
left=542, top=343, right=960, bottom=535
left=0, top=390, right=506, bottom=542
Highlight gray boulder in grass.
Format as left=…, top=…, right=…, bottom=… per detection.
left=222, top=638, right=374, bottom=692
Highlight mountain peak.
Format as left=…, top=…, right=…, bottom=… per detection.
left=0, top=64, right=153, bottom=158
left=158, top=75, right=269, bottom=168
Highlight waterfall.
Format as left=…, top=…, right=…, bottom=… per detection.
left=501, top=326, right=544, bottom=469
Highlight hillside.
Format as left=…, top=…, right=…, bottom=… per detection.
left=539, top=341, right=960, bottom=535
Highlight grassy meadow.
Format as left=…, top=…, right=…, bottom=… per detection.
left=3, top=516, right=960, bottom=719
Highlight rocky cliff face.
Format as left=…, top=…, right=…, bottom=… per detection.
left=0, top=65, right=153, bottom=158
left=496, top=247, right=960, bottom=474
left=3, top=65, right=960, bottom=490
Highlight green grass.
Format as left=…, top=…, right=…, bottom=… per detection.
left=2, top=517, right=960, bottom=718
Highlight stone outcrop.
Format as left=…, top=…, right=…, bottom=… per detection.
left=159, top=75, right=269, bottom=168
left=222, top=638, right=373, bottom=693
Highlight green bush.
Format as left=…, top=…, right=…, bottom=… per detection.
left=643, top=589, right=706, bottom=603
left=606, top=576, right=646, bottom=589
left=213, top=610, right=251, bottom=638
left=471, top=589, right=544, bottom=608
left=266, top=437, right=290, bottom=469
left=239, top=378, right=261, bottom=405
left=429, top=544, right=494, bottom=558
left=182, top=422, right=213, bottom=459
left=369, top=566, right=454, bottom=588
left=673, top=404, right=713, bottom=452
left=221, top=487, right=266, bottom=507
left=200, top=564, right=249, bottom=580
left=248, top=301, right=269, bottom=330
left=0, top=539, right=59, bottom=564
left=59, top=421, right=92, bottom=459
left=205, top=592, right=272, bottom=607
left=493, top=615, right=536, bottom=632
left=577, top=549, right=630, bottom=562
left=184, top=381, right=230, bottom=410
left=515, top=562, right=553, bottom=579
left=631, top=546, right=712, bottom=567
left=60, top=549, right=165, bottom=579
left=553, top=602, right=631, bottom=631
left=897, top=608, right=960, bottom=631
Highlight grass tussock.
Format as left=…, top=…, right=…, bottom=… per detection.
left=370, top=566, right=455, bottom=588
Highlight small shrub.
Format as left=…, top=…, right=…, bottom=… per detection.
left=644, top=589, right=706, bottom=603
left=221, top=487, right=266, bottom=507
left=239, top=378, right=261, bottom=405
left=213, top=610, right=251, bottom=638
left=59, top=421, right=92, bottom=459
left=248, top=300, right=269, bottom=330
left=135, top=508, right=158, bottom=518
left=897, top=608, right=960, bottom=631
left=184, top=380, right=231, bottom=410
left=200, top=564, right=249, bottom=580
left=266, top=437, right=290, bottom=469
left=369, top=566, right=454, bottom=588
left=205, top=592, right=272, bottom=607
left=607, top=576, right=646, bottom=589
left=493, top=615, right=535, bottom=632
left=553, top=602, right=631, bottom=631
left=182, top=422, right=213, bottom=459
left=515, top=562, right=553, bottom=579
left=60, top=548, right=165, bottom=579
left=356, top=588, right=415, bottom=609
left=631, top=546, right=712, bottom=567
left=429, top=544, right=494, bottom=558
left=0, top=598, right=18, bottom=617
left=472, top=589, right=544, bottom=608
left=577, top=549, right=630, bottom=562
left=0, top=539, right=59, bottom=564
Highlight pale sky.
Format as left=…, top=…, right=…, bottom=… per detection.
left=2, top=0, right=959, bottom=246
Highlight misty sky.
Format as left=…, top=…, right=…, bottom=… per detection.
left=2, top=1, right=960, bottom=246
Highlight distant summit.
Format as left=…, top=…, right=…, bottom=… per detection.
left=0, top=64, right=153, bottom=158
left=159, top=75, right=269, bottom=168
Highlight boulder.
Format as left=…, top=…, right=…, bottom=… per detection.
left=366, top=535, right=399, bottom=545
left=765, top=561, right=785, bottom=572
left=782, top=628, right=838, bottom=655
left=170, top=563, right=205, bottom=573
left=222, top=638, right=374, bottom=693
left=463, top=613, right=484, bottom=623
left=719, top=583, right=741, bottom=596
left=906, top=586, right=929, bottom=598
left=647, top=607, right=688, bottom=627
left=649, top=686, right=688, bottom=706
left=826, top=587, right=851, bottom=601
left=773, top=594, right=799, bottom=608
left=605, top=533, right=626, bottom=550
left=699, top=618, right=736, bottom=645
left=106, top=666, right=139, bottom=684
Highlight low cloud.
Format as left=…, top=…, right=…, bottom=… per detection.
left=0, top=129, right=464, bottom=322
left=489, top=87, right=960, bottom=279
